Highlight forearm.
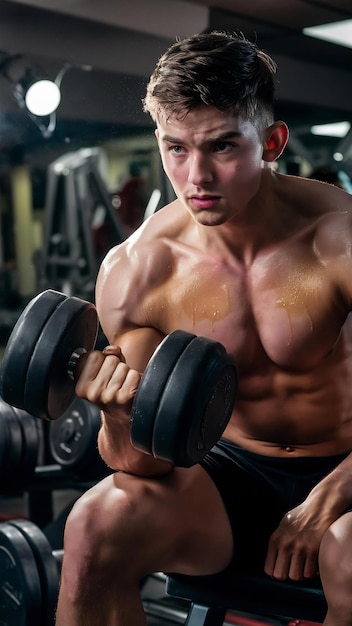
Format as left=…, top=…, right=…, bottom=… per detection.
left=307, top=451, right=352, bottom=516
left=98, top=409, right=173, bottom=477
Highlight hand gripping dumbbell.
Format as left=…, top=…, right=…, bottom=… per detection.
left=0, top=519, right=62, bottom=626
left=0, top=289, right=238, bottom=467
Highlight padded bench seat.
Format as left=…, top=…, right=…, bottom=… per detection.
left=166, top=571, right=326, bottom=625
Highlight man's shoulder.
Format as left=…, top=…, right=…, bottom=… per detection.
left=126, top=200, right=187, bottom=254
left=101, top=204, right=183, bottom=282
left=280, top=172, right=352, bottom=216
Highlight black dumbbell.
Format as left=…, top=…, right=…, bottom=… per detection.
left=0, top=519, right=62, bottom=626
left=0, top=394, right=108, bottom=492
left=48, top=396, right=108, bottom=477
left=0, top=290, right=97, bottom=422
left=0, top=517, right=157, bottom=626
left=0, top=398, right=40, bottom=493
left=0, top=289, right=238, bottom=467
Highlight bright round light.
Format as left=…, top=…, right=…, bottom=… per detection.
left=333, top=152, right=344, bottom=162
left=25, top=80, right=61, bottom=116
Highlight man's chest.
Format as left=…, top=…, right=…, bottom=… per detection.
left=143, top=252, right=348, bottom=371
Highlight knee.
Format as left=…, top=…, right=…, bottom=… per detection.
left=319, top=514, right=352, bottom=586
left=319, top=514, right=352, bottom=624
left=62, top=476, right=152, bottom=575
left=63, top=487, right=108, bottom=558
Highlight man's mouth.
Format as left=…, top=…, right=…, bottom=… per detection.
left=189, top=195, right=221, bottom=209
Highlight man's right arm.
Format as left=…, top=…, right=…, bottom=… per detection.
left=75, top=328, right=173, bottom=477
left=75, top=236, right=174, bottom=476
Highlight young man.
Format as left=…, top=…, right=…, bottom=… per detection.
left=56, top=32, right=352, bottom=626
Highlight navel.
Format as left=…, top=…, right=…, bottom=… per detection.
left=282, top=446, right=295, bottom=453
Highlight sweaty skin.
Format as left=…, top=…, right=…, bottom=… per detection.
left=96, top=108, right=352, bottom=462
left=57, top=107, right=352, bottom=626
left=94, top=108, right=352, bottom=571
left=97, top=178, right=352, bottom=458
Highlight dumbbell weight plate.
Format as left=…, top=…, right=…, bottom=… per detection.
left=23, top=294, right=98, bottom=420
left=0, top=290, right=67, bottom=408
left=0, top=400, right=39, bottom=494
left=12, top=407, right=40, bottom=488
left=0, top=410, right=5, bottom=487
left=0, top=523, right=42, bottom=626
left=49, top=397, right=107, bottom=476
left=9, top=520, right=60, bottom=626
left=0, top=400, right=23, bottom=490
left=130, top=331, right=196, bottom=456
left=131, top=330, right=237, bottom=467
left=152, top=335, right=237, bottom=467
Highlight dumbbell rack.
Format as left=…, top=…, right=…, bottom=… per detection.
left=39, top=147, right=127, bottom=297
left=0, top=396, right=111, bottom=528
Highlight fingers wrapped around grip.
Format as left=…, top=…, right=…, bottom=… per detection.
left=75, top=350, right=141, bottom=408
left=0, top=289, right=238, bottom=467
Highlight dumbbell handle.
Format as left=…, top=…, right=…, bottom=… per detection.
left=53, top=549, right=64, bottom=568
left=67, top=347, right=88, bottom=381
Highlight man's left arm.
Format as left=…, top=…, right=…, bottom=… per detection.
left=264, top=451, right=352, bottom=580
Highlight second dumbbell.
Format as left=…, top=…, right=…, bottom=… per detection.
left=0, top=519, right=62, bottom=626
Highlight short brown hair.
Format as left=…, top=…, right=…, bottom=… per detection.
left=143, top=31, right=277, bottom=130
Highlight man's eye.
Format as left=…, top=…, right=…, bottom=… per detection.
left=214, top=141, right=235, bottom=152
left=169, top=145, right=184, bottom=154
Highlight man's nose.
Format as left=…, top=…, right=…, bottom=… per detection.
left=188, top=153, right=213, bottom=186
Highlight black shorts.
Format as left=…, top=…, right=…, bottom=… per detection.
left=199, top=438, right=349, bottom=573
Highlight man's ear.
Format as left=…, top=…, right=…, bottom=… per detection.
left=262, top=121, right=289, bottom=163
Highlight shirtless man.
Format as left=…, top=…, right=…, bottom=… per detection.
left=55, top=32, right=352, bottom=626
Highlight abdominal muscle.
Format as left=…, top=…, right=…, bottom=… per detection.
left=222, top=344, right=352, bottom=458
left=224, top=413, right=352, bottom=458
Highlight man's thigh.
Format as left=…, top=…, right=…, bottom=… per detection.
left=199, top=441, right=350, bottom=574
left=69, top=465, right=234, bottom=578
left=199, top=441, right=287, bottom=573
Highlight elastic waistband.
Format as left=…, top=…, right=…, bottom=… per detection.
left=218, top=438, right=349, bottom=472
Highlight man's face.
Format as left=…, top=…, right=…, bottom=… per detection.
left=155, top=105, right=266, bottom=226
